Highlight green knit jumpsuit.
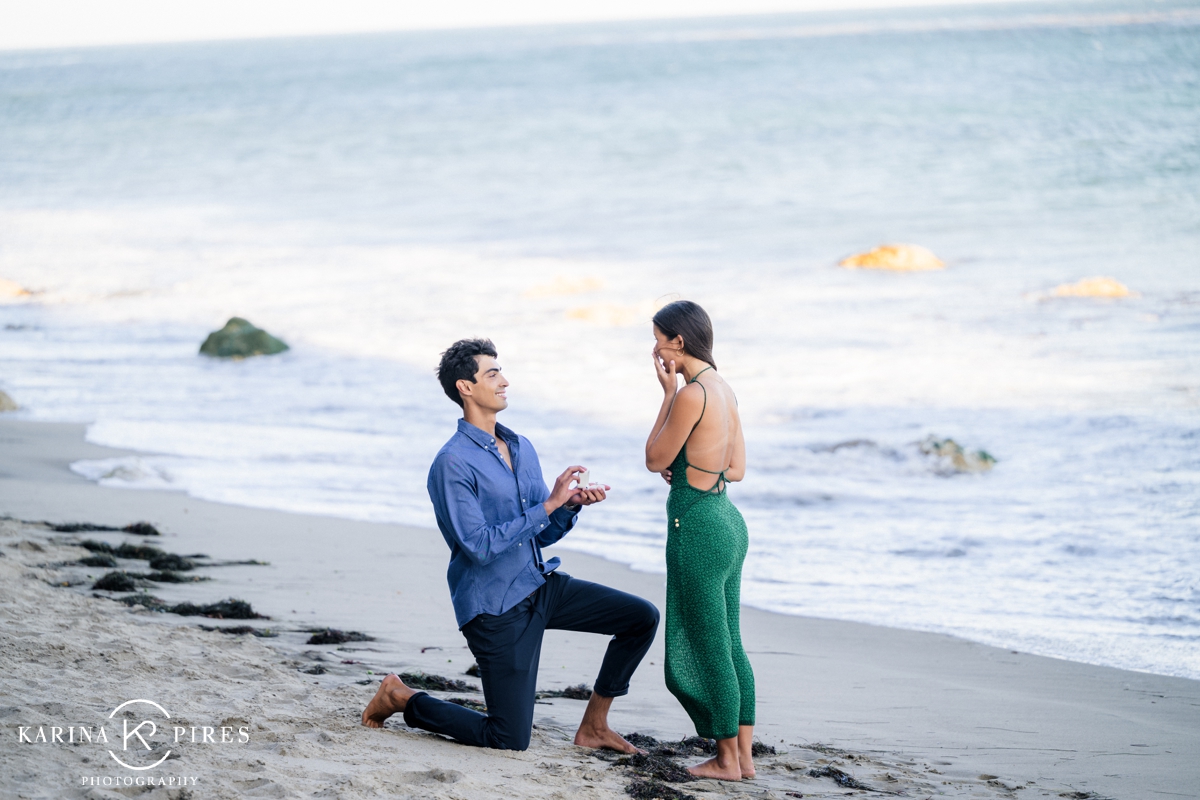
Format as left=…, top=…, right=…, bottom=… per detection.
left=664, top=368, right=755, bottom=741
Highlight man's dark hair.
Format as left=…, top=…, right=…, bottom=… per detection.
left=437, top=338, right=498, bottom=408
left=652, top=300, right=717, bottom=369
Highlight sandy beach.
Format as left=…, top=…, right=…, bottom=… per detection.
left=1, top=417, right=1197, bottom=800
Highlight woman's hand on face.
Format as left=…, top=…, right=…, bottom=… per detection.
left=653, top=348, right=677, bottom=395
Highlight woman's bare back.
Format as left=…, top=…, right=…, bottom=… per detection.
left=681, top=371, right=744, bottom=492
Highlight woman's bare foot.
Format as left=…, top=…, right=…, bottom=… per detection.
left=361, top=674, right=416, bottom=728
left=737, top=724, right=756, bottom=779
left=688, top=737, right=742, bottom=781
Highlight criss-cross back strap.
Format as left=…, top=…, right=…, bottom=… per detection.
left=683, top=367, right=728, bottom=494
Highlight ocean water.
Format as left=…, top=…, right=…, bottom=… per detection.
left=1, top=0, right=1198, bottom=678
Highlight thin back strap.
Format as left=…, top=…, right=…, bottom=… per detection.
left=681, top=371, right=728, bottom=492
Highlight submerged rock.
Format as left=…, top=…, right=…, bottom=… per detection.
left=840, top=244, right=945, bottom=272
left=1052, top=276, right=1135, bottom=298
left=199, top=317, right=289, bottom=359
left=0, top=391, right=18, bottom=412
left=919, top=435, right=995, bottom=474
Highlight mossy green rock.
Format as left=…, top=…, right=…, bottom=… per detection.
left=199, top=317, right=289, bottom=358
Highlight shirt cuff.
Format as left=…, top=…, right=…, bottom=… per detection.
left=527, top=501, right=551, bottom=534
left=550, top=504, right=579, bottom=530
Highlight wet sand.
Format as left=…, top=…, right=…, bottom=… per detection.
left=1, top=418, right=1196, bottom=799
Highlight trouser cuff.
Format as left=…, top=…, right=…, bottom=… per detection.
left=402, top=691, right=429, bottom=727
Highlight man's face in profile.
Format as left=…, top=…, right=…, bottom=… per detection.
left=462, top=355, right=509, bottom=412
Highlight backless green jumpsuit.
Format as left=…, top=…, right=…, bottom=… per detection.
left=664, top=368, right=755, bottom=741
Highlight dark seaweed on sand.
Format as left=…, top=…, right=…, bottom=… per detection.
left=398, top=671, right=478, bottom=692
left=115, top=543, right=165, bottom=560
left=148, top=553, right=194, bottom=571
left=79, top=554, right=118, bottom=568
left=92, top=571, right=141, bottom=592
left=53, top=522, right=160, bottom=535
left=625, top=777, right=696, bottom=800
left=170, top=599, right=266, bottom=619
left=198, top=625, right=278, bottom=637
left=306, top=628, right=376, bottom=645
left=115, top=595, right=267, bottom=619
left=616, top=753, right=696, bottom=784
left=92, top=570, right=208, bottom=589
left=303, top=665, right=327, bottom=675
left=80, top=540, right=115, bottom=554
left=465, top=662, right=480, bottom=677
left=447, top=697, right=487, bottom=712
left=751, top=741, right=777, bottom=756
left=536, top=683, right=592, bottom=700
left=809, top=765, right=868, bottom=790
left=145, top=570, right=210, bottom=583
left=622, top=733, right=717, bottom=757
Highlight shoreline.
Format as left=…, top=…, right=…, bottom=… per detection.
left=2, top=417, right=1198, bottom=799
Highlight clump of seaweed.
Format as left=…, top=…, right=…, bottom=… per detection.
left=93, top=571, right=141, bottom=592
left=115, top=543, right=164, bottom=560
left=751, top=740, right=778, bottom=756
left=80, top=540, right=114, bottom=553
left=303, top=665, right=327, bottom=675
left=115, top=594, right=169, bottom=610
left=447, top=697, right=487, bottom=712
left=536, top=683, right=592, bottom=700
left=399, top=672, right=478, bottom=692
left=145, top=571, right=209, bottom=583
left=465, top=662, right=481, bottom=677
left=198, top=625, right=277, bottom=637
left=149, top=553, right=194, bottom=571
left=79, top=554, right=118, bottom=568
left=306, top=628, right=376, bottom=645
left=625, top=777, right=696, bottom=800
left=808, top=765, right=867, bottom=789
left=620, top=733, right=715, bottom=757
left=53, top=522, right=160, bottom=535
left=169, top=599, right=266, bottom=619
left=616, top=753, right=696, bottom=784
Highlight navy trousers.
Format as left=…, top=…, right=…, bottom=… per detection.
left=403, top=572, right=659, bottom=750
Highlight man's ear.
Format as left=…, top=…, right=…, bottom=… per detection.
left=456, top=378, right=474, bottom=403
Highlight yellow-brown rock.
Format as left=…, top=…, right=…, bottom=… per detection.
left=0, top=278, right=31, bottom=299
left=840, top=244, right=945, bottom=272
left=1052, top=277, right=1135, bottom=298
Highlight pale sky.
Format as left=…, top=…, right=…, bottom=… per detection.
left=2, top=0, right=1037, bottom=51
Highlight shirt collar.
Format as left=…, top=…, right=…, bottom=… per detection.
left=456, top=418, right=518, bottom=450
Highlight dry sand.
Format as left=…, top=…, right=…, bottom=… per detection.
left=1, top=419, right=1197, bottom=800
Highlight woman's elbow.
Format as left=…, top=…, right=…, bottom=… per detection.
left=645, top=453, right=670, bottom=473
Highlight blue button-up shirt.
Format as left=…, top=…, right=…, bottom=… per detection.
left=427, top=419, right=579, bottom=628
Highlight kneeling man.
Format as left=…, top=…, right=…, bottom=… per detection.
left=363, top=338, right=659, bottom=753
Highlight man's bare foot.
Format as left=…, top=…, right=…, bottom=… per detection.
left=687, top=756, right=743, bottom=781
left=361, top=674, right=416, bottom=728
left=573, top=724, right=640, bottom=754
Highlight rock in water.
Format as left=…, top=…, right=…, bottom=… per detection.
left=1052, top=277, right=1135, bottom=298
left=199, top=318, right=289, bottom=358
left=0, top=391, right=17, bottom=412
left=919, top=436, right=995, bottom=474
left=840, top=244, right=945, bottom=271
left=0, top=278, right=31, bottom=299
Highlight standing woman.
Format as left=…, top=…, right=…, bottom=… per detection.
left=645, top=300, right=755, bottom=781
